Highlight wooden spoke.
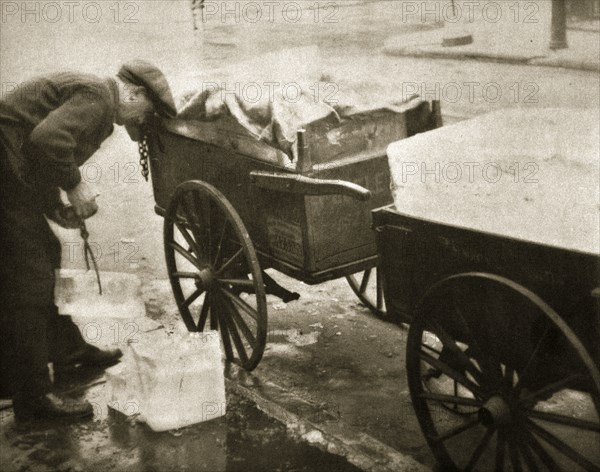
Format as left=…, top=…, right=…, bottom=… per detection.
left=523, top=427, right=562, bottom=472
left=450, top=306, right=489, bottom=371
left=209, top=296, right=218, bottom=331
left=516, top=437, right=539, bottom=472
left=220, top=287, right=259, bottom=322
left=195, top=191, right=212, bottom=263
left=230, top=313, right=257, bottom=348
left=453, top=310, right=503, bottom=387
left=495, top=430, right=506, bottom=471
left=213, top=218, right=229, bottom=267
left=421, top=342, right=442, bottom=356
left=504, top=365, right=515, bottom=390
left=418, top=392, right=482, bottom=408
left=464, top=427, right=495, bottom=471
left=507, top=436, right=523, bottom=472
left=219, top=289, right=257, bottom=348
left=514, top=325, right=551, bottom=393
left=174, top=221, right=203, bottom=260
left=527, top=409, right=600, bottom=432
left=222, top=309, right=249, bottom=365
left=219, top=279, right=255, bottom=289
left=168, top=241, right=202, bottom=270
left=346, top=266, right=387, bottom=319
left=527, top=419, right=600, bottom=471
left=427, top=321, right=487, bottom=386
left=217, top=248, right=244, bottom=275
left=360, top=269, right=372, bottom=293
left=519, top=373, right=583, bottom=408
left=173, top=272, right=200, bottom=279
left=218, top=315, right=234, bottom=361
left=419, top=350, right=485, bottom=398
left=473, top=301, right=506, bottom=386
left=430, top=417, right=480, bottom=445
left=218, top=316, right=234, bottom=362
left=182, top=288, right=203, bottom=310
left=212, top=295, right=233, bottom=360
left=197, top=292, right=211, bottom=331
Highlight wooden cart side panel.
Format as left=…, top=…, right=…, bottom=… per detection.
left=374, top=207, right=600, bottom=356
left=306, top=154, right=393, bottom=271
left=258, top=190, right=306, bottom=268
left=148, top=130, right=306, bottom=266
left=300, top=101, right=434, bottom=169
left=303, top=109, right=407, bottom=166
left=297, top=101, right=436, bottom=272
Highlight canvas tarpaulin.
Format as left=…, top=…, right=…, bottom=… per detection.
left=177, top=46, right=419, bottom=160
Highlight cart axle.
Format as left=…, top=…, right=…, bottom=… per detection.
left=479, top=396, right=512, bottom=427
left=195, top=268, right=216, bottom=290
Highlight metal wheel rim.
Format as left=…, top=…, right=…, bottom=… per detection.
left=164, top=180, right=267, bottom=371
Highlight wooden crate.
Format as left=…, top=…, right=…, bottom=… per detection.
left=149, top=100, right=439, bottom=283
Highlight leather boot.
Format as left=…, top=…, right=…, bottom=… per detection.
left=12, top=392, right=93, bottom=421
left=54, top=345, right=123, bottom=372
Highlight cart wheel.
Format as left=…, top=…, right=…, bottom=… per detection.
left=164, top=180, right=267, bottom=371
left=346, top=265, right=387, bottom=320
left=407, top=273, right=600, bottom=472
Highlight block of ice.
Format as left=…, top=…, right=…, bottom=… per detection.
left=69, top=316, right=162, bottom=350
left=106, top=330, right=226, bottom=431
left=54, top=269, right=146, bottom=319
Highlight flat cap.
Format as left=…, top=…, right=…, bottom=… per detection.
left=117, top=60, right=177, bottom=118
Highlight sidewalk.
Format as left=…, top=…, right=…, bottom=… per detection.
left=383, top=9, right=600, bottom=72
left=142, top=275, right=436, bottom=472
left=1, top=274, right=434, bottom=472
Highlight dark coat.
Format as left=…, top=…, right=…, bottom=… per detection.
left=0, top=73, right=121, bottom=398
left=0, top=72, right=118, bottom=198
left=0, top=72, right=118, bottom=306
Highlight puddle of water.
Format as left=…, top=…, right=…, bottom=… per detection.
left=0, top=386, right=361, bottom=472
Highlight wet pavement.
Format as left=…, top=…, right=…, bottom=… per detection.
left=140, top=276, right=436, bottom=471
left=0, top=382, right=362, bottom=472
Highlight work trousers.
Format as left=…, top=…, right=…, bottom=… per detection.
left=0, top=306, right=87, bottom=397
left=0, top=138, right=86, bottom=398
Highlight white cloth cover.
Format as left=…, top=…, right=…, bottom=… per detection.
left=387, top=108, right=600, bottom=255
left=178, top=46, right=417, bottom=158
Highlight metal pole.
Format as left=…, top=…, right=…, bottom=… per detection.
left=550, top=0, right=568, bottom=50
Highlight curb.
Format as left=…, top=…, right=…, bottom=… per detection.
left=382, top=47, right=600, bottom=73
left=225, top=367, right=431, bottom=472
left=383, top=47, right=535, bottom=66
left=530, top=57, right=600, bottom=72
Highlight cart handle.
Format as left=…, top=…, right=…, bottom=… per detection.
left=249, top=171, right=371, bottom=201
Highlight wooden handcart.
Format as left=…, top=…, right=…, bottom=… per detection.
left=145, top=99, right=440, bottom=370
left=374, top=109, right=600, bottom=471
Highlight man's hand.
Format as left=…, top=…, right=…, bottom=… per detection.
left=66, top=181, right=98, bottom=219
left=49, top=206, right=80, bottom=229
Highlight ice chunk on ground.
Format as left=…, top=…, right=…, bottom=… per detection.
left=55, top=269, right=146, bottom=319
left=106, top=330, right=226, bottom=431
